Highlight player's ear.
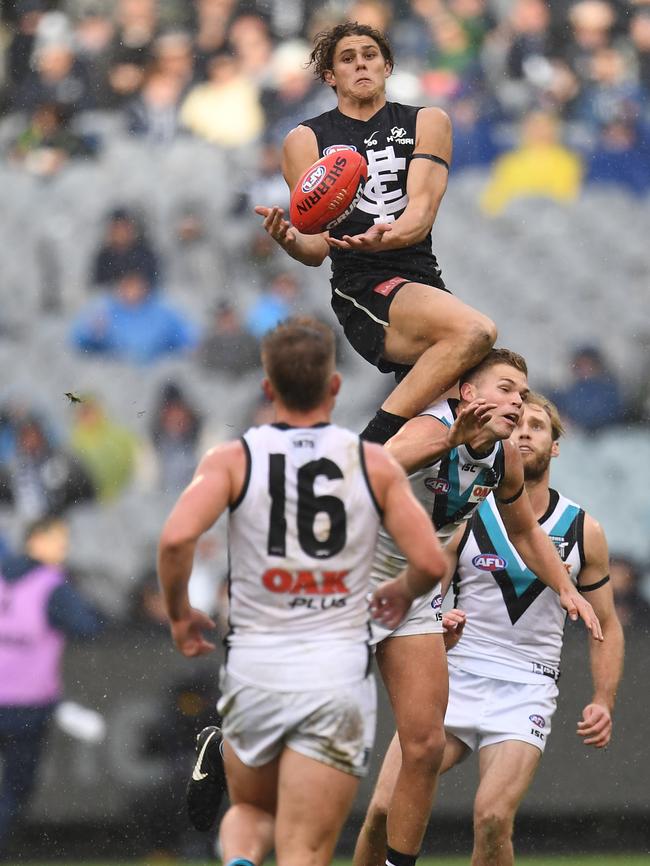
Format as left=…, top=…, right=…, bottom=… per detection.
left=459, top=381, right=475, bottom=402
left=330, top=371, right=342, bottom=397
left=551, top=439, right=560, bottom=459
left=262, top=377, right=275, bottom=403
left=323, top=69, right=336, bottom=88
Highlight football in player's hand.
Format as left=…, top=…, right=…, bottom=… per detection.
left=289, top=150, right=367, bottom=235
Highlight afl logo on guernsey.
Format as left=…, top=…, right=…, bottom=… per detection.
left=301, top=164, right=327, bottom=193
left=424, top=477, right=450, bottom=494
left=431, top=594, right=443, bottom=610
left=324, top=144, right=357, bottom=155
left=529, top=714, right=546, bottom=728
left=472, top=553, right=507, bottom=571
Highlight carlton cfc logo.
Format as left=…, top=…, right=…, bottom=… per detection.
left=472, top=553, right=507, bottom=571
left=301, top=164, right=327, bottom=193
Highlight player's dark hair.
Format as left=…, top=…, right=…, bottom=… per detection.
left=261, top=317, right=336, bottom=411
left=524, top=391, right=565, bottom=440
left=309, top=21, right=394, bottom=85
left=460, top=348, right=528, bottom=386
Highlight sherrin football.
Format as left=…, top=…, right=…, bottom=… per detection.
left=289, top=150, right=368, bottom=235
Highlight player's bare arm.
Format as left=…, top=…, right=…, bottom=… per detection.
left=254, top=125, right=330, bottom=267
left=364, top=441, right=446, bottom=625
left=328, top=107, right=452, bottom=253
left=385, top=399, right=497, bottom=475
left=496, top=440, right=603, bottom=641
left=575, top=515, right=624, bottom=748
left=157, top=440, right=245, bottom=657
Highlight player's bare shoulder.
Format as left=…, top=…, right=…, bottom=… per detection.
left=361, top=441, right=408, bottom=504
left=283, top=125, right=320, bottom=178
left=415, top=106, right=452, bottom=147
left=197, top=439, right=248, bottom=497
left=582, top=511, right=609, bottom=566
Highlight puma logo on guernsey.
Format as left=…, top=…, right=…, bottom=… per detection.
left=262, top=568, right=349, bottom=595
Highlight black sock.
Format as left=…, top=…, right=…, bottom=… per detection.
left=386, top=846, right=418, bottom=866
left=360, top=409, right=409, bottom=444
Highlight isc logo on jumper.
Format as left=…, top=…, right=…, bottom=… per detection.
left=324, top=144, right=357, bottom=155
left=472, top=553, right=507, bottom=571
left=529, top=714, right=546, bottom=728
left=424, top=477, right=450, bottom=494
left=301, top=164, right=327, bottom=193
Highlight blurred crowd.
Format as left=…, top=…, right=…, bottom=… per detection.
left=0, top=0, right=650, bottom=195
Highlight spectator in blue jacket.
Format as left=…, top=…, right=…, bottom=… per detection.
left=549, top=345, right=627, bottom=433
left=0, top=515, right=104, bottom=857
left=70, top=269, right=198, bottom=365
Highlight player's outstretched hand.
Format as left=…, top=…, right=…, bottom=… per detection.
left=254, top=205, right=297, bottom=250
left=559, top=586, right=603, bottom=641
left=442, top=608, right=466, bottom=652
left=577, top=702, right=612, bottom=748
left=369, top=578, right=414, bottom=630
left=327, top=223, right=392, bottom=251
left=448, top=398, right=498, bottom=448
left=170, top=608, right=217, bottom=658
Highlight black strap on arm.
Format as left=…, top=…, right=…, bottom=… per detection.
left=410, top=153, right=450, bottom=171
left=579, top=574, right=610, bottom=593
left=496, top=483, right=525, bottom=506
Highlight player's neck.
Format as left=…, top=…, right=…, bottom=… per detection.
left=272, top=406, right=332, bottom=428
left=337, top=93, right=386, bottom=121
left=524, top=475, right=552, bottom=519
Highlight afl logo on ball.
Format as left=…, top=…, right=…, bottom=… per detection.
left=324, top=144, right=357, bottom=155
left=301, top=164, right=327, bottom=193
left=472, top=554, right=507, bottom=571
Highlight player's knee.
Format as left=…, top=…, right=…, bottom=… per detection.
left=365, top=798, right=389, bottom=835
left=400, top=728, right=446, bottom=773
left=465, top=313, right=497, bottom=359
left=474, top=804, right=514, bottom=850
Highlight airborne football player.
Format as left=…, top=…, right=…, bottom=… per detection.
left=255, top=22, right=496, bottom=445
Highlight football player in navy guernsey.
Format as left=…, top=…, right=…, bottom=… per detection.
left=354, top=350, right=604, bottom=866
left=357, top=394, right=623, bottom=866
left=255, top=21, right=496, bottom=445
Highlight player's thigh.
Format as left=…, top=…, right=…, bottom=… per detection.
left=376, top=633, right=448, bottom=739
left=385, top=282, right=494, bottom=361
left=222, top=739, right=279, bottom=815
left=474, top=740, right=542, bottom=819
left=275, top=746, right=359, bottom=865
left=441, top=731, right=471, bottom=775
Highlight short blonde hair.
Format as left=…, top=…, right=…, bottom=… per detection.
left=525, top=391, right=565, bottom=440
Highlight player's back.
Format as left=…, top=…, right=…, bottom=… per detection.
left=226, top=422, right=382, bottom=690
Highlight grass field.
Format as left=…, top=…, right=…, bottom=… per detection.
left=25, top=857, right=650, bottom=866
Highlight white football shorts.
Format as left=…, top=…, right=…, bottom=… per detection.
left=369, top=587, right=445, bottom=646
left=217, top=668, right=377, bottom=777
left=444, top=663, right=559, bottom=754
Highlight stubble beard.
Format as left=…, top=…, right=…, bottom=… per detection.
left=522, top=450, right=552, bottom=482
